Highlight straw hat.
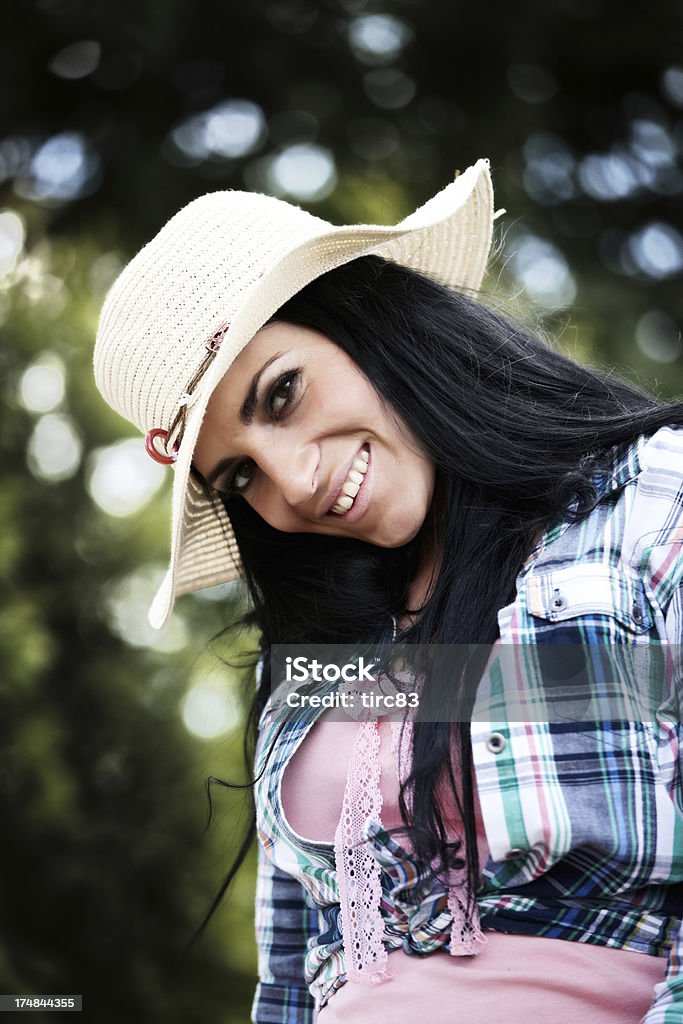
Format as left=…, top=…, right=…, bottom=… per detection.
left=94, top=158, right=497, bottom=628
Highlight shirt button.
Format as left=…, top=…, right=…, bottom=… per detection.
left=505, top=848, right=526, bottom=860
left=631, top=602, right=644, bottom=625
left=486, top=732, right=506, bottom=754
left=551, top=588, right=567, bottom=612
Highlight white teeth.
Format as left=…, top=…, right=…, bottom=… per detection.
left=333, top=494, right=354, bottom=511
left=330, top=447, right=369, bottom=515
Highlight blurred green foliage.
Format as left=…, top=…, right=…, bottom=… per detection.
left=1, top=0, right=683, bottom=1021
left=1, top=234, right=262, bottom=1020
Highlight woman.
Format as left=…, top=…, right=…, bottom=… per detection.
left=93, top=160, right=683, bottom=1023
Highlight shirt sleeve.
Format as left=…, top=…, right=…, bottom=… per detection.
left=251, top=841, right=319, bottom=1024
left=639, top=578, right=683, bottom=1023
left=640, top=922, right=683, bottom=1023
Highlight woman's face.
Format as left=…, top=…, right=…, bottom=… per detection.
left=193, top=322, right=436, bottom=548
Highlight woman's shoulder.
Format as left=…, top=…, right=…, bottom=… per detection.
left=508, top=425, right=683, bottom=638
left=621, top=423, right=683, bottom=607
left=625, top=424, right=683, bottom=544
left=638, top=422, right=683, bottom=477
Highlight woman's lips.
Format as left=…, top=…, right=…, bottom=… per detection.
left=330, top=445, right=369, bottom=514
left=328, top=444, right=372, bottom=522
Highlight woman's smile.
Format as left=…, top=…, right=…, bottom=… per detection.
left=192, top=322, right=435, bottom=548
left=327, top=444, right=369, bottom=517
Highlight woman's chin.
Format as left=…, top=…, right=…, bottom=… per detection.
left=364, top=519, right=426, bottom=549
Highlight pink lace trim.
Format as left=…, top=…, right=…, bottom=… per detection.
left=447, top=883, right=488, bottom=955
left=391, top=719, right=487, bottom=957
left=389, top=719, right=412, bottom=788
left=333, top=721, right=391, bottom=985
left=334, top=717, right=486, bottom=986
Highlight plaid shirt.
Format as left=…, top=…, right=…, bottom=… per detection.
left=252, top=425, right=683, bottom=1024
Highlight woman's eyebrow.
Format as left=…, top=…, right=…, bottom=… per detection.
left=205, top=351, right=286, bottom=487
left=239, top=352, right=284, bottom=426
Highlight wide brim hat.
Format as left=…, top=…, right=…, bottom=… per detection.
left=94, top=157, right=497, bottom=629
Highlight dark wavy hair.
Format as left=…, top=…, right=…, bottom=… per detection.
left=191, top=254, right=683, bottom=942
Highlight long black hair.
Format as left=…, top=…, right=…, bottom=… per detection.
left=193, top=253, right=683, bottom=940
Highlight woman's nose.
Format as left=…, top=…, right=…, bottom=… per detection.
left=258, top=442, right=318, bottom=509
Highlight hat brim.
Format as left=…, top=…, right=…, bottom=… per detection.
left=149, top=158, right=496, bottom=628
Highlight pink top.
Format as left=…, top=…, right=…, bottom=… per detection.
left=281, top=715, right=666, bottom=1023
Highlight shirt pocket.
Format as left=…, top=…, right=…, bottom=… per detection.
left=522, top=563, right=661, bottom=723
left=525, top=563, right=654, bottom=638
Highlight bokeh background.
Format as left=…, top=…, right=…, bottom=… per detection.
left=2, top=1, right=683, bottom=1020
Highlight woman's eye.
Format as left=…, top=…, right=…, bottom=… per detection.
left=231, top=459, right=255, bottom=493
left=212, top=369, right=301, bottom=498
left=266, top=370, right=299, bottom=419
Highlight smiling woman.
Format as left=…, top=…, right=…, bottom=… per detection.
left=192, top=321, right=435, bottom=549
left=93, top=160, right=683, bottom=1024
